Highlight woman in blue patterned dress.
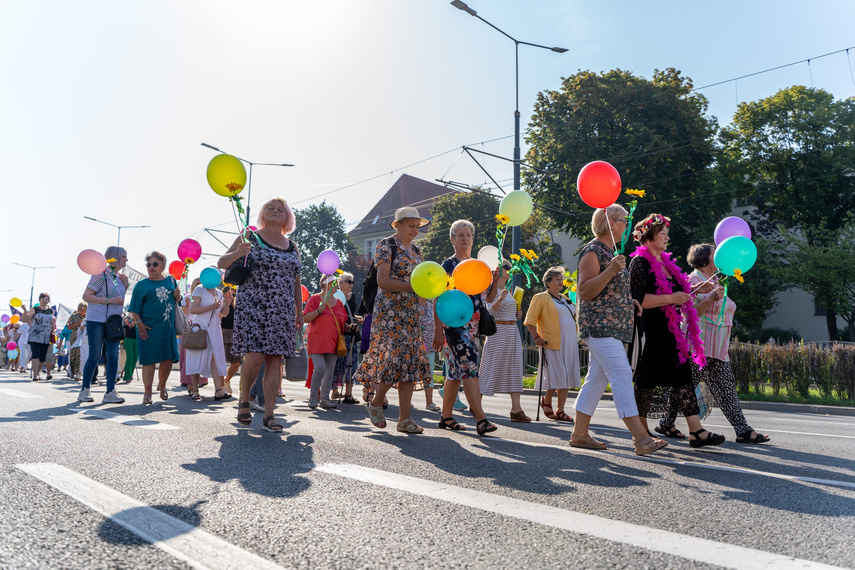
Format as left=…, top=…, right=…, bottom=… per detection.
left=218, top=196, right=303, bottom=433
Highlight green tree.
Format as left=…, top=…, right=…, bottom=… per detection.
left=719, top=86, right=855, bottom=339
left=524, top=68, right=730, bottom=262
left=783, top=216, right=855, bottom=341
left=728, top=237, right=787, bottom=340
left=290, top=200, right=356, bottom=294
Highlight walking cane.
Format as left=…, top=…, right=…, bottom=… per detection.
left=535, top=345, right=545, bottom=421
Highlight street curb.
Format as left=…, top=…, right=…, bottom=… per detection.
left=521, top=389, right=855, bottom=418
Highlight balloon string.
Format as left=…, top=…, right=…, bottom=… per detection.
left=605, top=208, right=619, bottom=256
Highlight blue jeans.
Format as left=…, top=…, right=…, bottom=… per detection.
left=82, top=321, right=120, bottom=392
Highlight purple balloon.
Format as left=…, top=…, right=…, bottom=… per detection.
left=317, top=249, right=341, bottom=275
left=0, top=314, right=9, bottom=323
left=714, top=217, right=752, bottom=245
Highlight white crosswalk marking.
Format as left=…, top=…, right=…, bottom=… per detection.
left=0, top=388, right=42, bottom=398
left=72, top=408, right=180, bottom=430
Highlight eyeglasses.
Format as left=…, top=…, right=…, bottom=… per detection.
left=501, top=265, right=512, bottom=271
left=341, top=280, right=354, bottom=284
left=146, top=262, right=161, bottom=268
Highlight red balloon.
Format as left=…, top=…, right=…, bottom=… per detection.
left=168, top=260, right=185, bottom=280
left=577, top=161, right=621, bottom=209
left=301, top=284, right=309, bottom=303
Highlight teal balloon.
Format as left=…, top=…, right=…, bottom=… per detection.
left=200, top=267, right=222, bottom=289
left=714, top=236, right=757, bottom=276
left=435, top=290, right=474, bottom=328
left=499, top=190, right=534, bottom=226
left=7, top=349, right=18, bottom=360
left=567, top=290, right=577, bottom=304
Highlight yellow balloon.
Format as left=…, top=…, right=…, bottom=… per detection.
left=10, top=297, right=22, bottom=308
left=411, top=261, right=447, bottom=299
left=206, top=154, right=247, bottom=197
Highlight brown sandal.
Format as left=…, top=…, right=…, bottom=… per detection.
left=540, top=397, right=555, bottom=419
left=569, top=434, right=607, bottom=450
left=554, top=410, right=574, bottom=423
left=633, top=436, right=668, bottom=456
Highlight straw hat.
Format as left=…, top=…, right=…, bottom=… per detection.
left=391, top=207, right=431, bottom=228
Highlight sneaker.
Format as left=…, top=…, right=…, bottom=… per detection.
left=319, top=399, right=337, bottom=409
left=77, top=389, right=94, bottom=402
left=308, top=395, right=319, bottom=409
left=249, top=397, right=264, bottom=412
left=453, top=397, right=468, bottom=411
left=102, top=390, right=125, bottom=404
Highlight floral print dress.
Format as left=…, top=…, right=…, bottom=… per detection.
left=354, top=236, right=431, bottom=386
left=128, top=277, right=179, bottom=366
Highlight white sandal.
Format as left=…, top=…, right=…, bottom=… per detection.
left=365, top=401, right=386, bottom=428
left=397, top=419, right=424, bottom=434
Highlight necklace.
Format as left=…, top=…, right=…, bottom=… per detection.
left=630, top=245, right=706, bottom=367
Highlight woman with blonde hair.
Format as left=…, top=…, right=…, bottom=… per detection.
left=218, top=196, right=303, bottom=433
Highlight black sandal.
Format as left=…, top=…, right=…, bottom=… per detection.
left=476, top=418, right=497, bottom=436
left=655, top=425, right=687, bottom=439
left=263, top=415, right=284, bottom=433
left=735, top=431, right=770, bottom=444
left=689, top=429, right=725, bottom=448
left=237, top=401, right=252, bottom=426
left=439, top=417, right=466, bottom=431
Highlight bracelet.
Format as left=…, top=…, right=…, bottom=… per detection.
left=134, top=320, right=142, bottom=325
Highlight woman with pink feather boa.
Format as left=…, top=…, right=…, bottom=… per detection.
left=628, top=213, right=726, bottom=449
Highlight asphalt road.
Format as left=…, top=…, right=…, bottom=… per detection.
left=1, top=367, right=853, bottom=569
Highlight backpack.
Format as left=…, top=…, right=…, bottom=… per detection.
left=358, top=237, right=399, bottom=316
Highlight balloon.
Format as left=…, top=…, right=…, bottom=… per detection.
left=333, top=290, right=347, bottom=305
left=177, top=239, right=202, bottom=264
left=200, top=267, right=222, bottom=289
left=452, top=259, right=493, bottom=296
left=317, top=249, right=341, bottom=275
left=435, top=290, right=474, bottom=328
left=0, top=314, right=9, bottom=323
left=76, top=250, right=107, bottom=276
left=247, top=226, right=258, bottom=232
left=10, top=315, right=19, bottom=324
left=168, top=260, right=185, bottom=280
left=7, top=349, right=18, bottom=360
left=714, top=217, right=752, bottom=245
left=411, top=261, right=448, bottom=300
left=714, top=236, right=758, bottom=276
left=577, top=161, right=622, bottom=209
left=301, top=284, right=309, bottom=303
left=6, top=341, right=16, bottom=351
left=206, top=154, right=247, bottom=197
left=477, top=246, right=500, bottom=271
left=10, top=297, right=22, bottom=308
left=499, top=191, right=534, bottom=226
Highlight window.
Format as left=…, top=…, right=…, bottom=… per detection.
left=814, top=300, right=827, bottom=316
left=364, top=239, right=377, bottom=256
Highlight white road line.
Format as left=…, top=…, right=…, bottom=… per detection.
left=483, top=434, right=855, bottom=490
left=703, top=424, right=855, bottom=439
left=72, top=408, right=180, bottom=430
left=316, top=463, right=840, bottom=570
left=17, top=463, right=285, bottom=570
left=0, top=388, right=42, bottom=398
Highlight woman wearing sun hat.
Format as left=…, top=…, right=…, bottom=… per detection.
left=354, top=206, right=433, bottom=434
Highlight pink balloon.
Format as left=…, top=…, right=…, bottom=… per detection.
left=317, top=249, right=340, bottom=275
left=177, top=239, right=202, bottom=264
left=77, top=249, right=107, bottom=275
left=6, top=341, right=16, bottom=351
left=714, top=217, right=752, bottom=245
left=247, top=226, right=258, bottom=232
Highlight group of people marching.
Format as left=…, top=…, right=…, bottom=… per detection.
left=2, top=195, right=769, bottom=455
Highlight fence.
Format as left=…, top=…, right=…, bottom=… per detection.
left=729, top=342, right=855, bottom=400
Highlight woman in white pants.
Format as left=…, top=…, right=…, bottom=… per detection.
left=571, top=205, right=668, bottom=456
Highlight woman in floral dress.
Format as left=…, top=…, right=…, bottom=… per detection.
left=128, top=251, right=181, bottom=405
left=354, top=207, right=433, bottom=434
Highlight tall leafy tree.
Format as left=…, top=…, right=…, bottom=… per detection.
left=525, top=68, right=729, bottom=262
left=719, top=86, right=855, bottom=339
left=290, top=200, right=356, bottom=294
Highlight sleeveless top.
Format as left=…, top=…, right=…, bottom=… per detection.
left=577, top=239, right=633, bottom=343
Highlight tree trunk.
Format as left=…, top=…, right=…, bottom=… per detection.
left=825, top=309, right=838, bottom=341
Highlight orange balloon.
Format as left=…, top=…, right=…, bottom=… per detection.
left=10, top=315, right=20, bottom=324
left=452, top=259, right=493, bottom=295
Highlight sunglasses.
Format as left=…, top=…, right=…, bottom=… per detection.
left=146, top=262, right=161, bottom=268
left=501, top=265, right=512, bottom=271
left=341, top=279, right=354, bottom=284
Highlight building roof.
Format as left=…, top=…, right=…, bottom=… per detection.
left=349, top=174, right=459, bottom=237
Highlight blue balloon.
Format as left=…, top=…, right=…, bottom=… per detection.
left=435, top=290, right=474, bottom=328
left=7, top=349, right=18, bottom=360
left=714, top=236, right=757, bottom=276
left=200, top=267, right=222, bottom=289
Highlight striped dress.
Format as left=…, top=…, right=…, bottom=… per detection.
left=478, top=290, right=523, bottom=395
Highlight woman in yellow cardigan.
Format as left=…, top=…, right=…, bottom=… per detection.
left=524, top=266, right=580, bottom=422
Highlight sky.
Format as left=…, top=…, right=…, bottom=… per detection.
left=1, top=0, right=854, bottom=311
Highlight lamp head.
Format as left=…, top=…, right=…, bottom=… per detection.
left=551, top=47, right=569, bottom=53
left=450, top=0, right=477, bottom=16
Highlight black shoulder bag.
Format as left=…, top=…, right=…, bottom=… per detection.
left=103, top=273, right=125, bottom=341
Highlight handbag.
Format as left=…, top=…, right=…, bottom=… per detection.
left=223, top=253, right=252, bottom=286
left=695, top=381, right=715, bottom=421
left=336, top=330, right=347, bottom=357
left=171, top=277, right=191, bottom=335
left=105, top=314, right=124, bottom=341
left=478, top=305, right=497, bottom=336
left=183, top=323, right=208, bottom=350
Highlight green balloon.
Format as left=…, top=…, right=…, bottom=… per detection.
left=714, top=236, right=757, bottom=276
left=411, top=261, right=447, bottom=299
left=499, top=190, right=534, bottom=226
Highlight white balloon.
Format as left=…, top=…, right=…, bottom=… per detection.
left=477, top=246, right=500, bottom=271
left=333, top=290, right=347, bottom=304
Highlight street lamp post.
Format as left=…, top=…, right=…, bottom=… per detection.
left=200, top=143, right=294, bottom=226
left=450, top=1, right=567, bottom=286
left=83, top=217, right=150, bottom=247
left=11, top=263, right=56, bottom=308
